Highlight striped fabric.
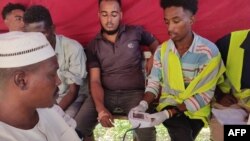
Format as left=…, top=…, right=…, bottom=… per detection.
left=146, top=33, right=219, bottom=112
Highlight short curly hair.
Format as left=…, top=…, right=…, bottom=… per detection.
left=160, top=0, right=198, bottom=15
left=1, top=3, right=26, bottom=19
left=23, top=5, right=53, bottom=29
left=98, top=0, right=121, bottom=7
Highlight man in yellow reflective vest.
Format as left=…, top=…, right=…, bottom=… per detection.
left=210, top=29, right=250, bottom=141
left=130, top=0, right=225, bottom=141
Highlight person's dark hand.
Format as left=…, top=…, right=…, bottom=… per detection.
left=98, top=109, right=114, bottom=128
left=219, top=94, right=237, bottom=107
left=145, top=56, right=153, bottom=75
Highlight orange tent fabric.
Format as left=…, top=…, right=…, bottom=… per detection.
left=1, top=0, right=250, bottom=46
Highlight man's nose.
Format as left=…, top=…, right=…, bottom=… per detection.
left=107, top=15, right=112, bottom=22
left=168, top=23, right=174, bottom=32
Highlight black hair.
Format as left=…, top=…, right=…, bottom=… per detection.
left=23, top=5, right=53, bottom=28
left=160, top=0, right=198, bottom=15
left=1, top=3, right=26, bottom=19
left=98, top=0, right=121, bottom=7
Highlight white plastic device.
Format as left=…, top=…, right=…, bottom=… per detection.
left=128, top=111, right=153, bottom=128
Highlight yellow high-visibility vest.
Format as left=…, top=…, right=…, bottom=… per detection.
left=219, top=30, right=250, bottom=104
left=157, top=41, right=225, bottom=126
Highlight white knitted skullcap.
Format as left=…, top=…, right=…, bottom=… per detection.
left=0, top=32, right=55, bottom=68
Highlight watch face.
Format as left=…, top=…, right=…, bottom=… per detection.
left=133, top=113, right=145, bottom=119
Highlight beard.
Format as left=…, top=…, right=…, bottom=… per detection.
left=101, top=24, right=120, bottom=35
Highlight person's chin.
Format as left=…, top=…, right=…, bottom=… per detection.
left=38, top=102, right=54, bottom=109
left=46, top=100, right=55, bottom=108
left=48, top=103, right=55, bottom=108
left=53, top=88, right=59, bottom=98
left=170, top=36, right=181, bottom=42
left=44, top=92, right=58, bottom=108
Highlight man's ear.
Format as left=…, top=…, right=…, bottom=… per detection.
left=190, top=15, right=195, bottom=25
left=4, top=19, right=9, bottom=27
left=14, top=71, right=28, bottom=90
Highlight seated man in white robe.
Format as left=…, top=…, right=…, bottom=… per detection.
left=0, top=32, right=81, bottom=141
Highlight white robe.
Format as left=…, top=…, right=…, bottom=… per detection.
left=0, top=108, right=81, bottom=141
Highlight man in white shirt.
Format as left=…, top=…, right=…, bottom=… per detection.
left=0, top=31, right=81, bottom=141
left=23, top=5, right=88, bottom=118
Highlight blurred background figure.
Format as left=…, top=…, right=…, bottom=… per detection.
left=1, top=2, right=26, bottom=31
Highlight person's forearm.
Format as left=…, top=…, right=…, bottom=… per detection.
left=177, top=103, right=187, bottom=112
left=91, top=81, right=106, bottom=113
left=148, top=40, right=159, bottom=54
left=59, top=84, right=79, bottom=110
left=143, top=92, right=156, bottom=105
left=184, top=89, right=214, bottom=112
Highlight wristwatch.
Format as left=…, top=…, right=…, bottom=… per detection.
left=163, top=106, right=184, bottom=118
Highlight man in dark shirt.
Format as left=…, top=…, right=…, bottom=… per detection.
left=75, top=0, right=159, bottom=140
left=210, top=29, right=250, bottom=141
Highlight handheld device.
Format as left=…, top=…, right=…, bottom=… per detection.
left=128, top=111, right=153, bottom=128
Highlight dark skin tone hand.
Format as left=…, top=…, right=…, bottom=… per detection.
left=218, top=94, right=238, bottom=107
left=214, top=87, right=238, bottom=107
left=99, top=110, right=114, bottom=127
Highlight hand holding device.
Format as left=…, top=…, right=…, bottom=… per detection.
left=147, top=110, right=170, bottom=126
left=130, top=100, right=148, bottom=112
left=128, top=111, right=153, bottom=128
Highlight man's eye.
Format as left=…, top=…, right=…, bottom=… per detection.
left=111, top=13, right=118, bottom=17
left=15, top=17, right=23, bottom=21
left=111, top=14, right=117, bottom=17
left=173, top=20, right=181, bottom=24
left=101, top=14, right=108, bottom=17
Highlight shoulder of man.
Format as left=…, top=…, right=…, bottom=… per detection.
left=56, top=34, right=84, bottom=49
left=195, top=34, right=220, bottom=57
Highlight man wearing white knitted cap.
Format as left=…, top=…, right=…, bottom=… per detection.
left=0, top=32, right=81, bottom=141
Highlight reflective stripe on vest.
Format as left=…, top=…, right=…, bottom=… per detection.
left=219, top=30, right=250, bottom=101
left=157, top=41, right=225, bottom=126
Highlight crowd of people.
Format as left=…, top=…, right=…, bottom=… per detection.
left=0, top=0, right=249, bottom=141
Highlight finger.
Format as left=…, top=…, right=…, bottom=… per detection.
left=132, top=107, right=139, bottom=112
left=225, top=98, right=236, bottom=105
left=110, top=116, right=114, bottom=123
left=107, top=114, right=114, bottom=124
left=220, top=98, right=232, bottom=106
left=100, top=121, right=106, bottom=127
left=105, top=115, right=114, bottom=127
left=133, top=110, right=140, bottom=113
left=100, top=116, right=110, bottom=127
left=147, top=114, right=156, bottom=119
left=100, top=119, right=107, bottom=127
left=106, top=118, right=114, bottom=127
left=101, top=119, right=113, bottom=127
left=150, top=120, right=159, bottom=126
left=128, top=111, right=133, bottom=118
left=224, top=95, right=237, bottom=104
left=228, top=96, right=237, bottom=104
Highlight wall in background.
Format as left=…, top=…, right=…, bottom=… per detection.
left=1, top=0, right=250, bottom=46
